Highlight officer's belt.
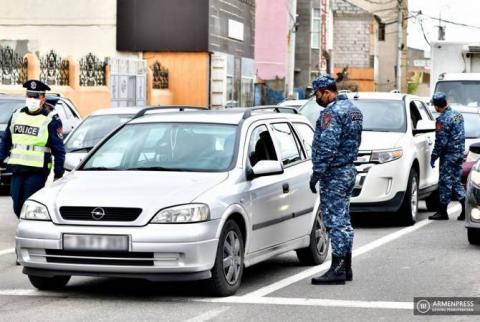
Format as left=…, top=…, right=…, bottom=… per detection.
left=12, top=144, right=51, bottom=153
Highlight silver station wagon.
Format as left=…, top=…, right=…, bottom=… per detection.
left=16, top=106, right=328, bottom=296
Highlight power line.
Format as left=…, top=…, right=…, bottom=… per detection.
left=411, top=11, right=480, bottom=30
left=419, top=17, right=431, bottom=46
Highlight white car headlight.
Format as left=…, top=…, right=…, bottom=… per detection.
left=371, top=149, right=403, bottom=164
left=466, top=151, right=480, bottom=163
left=471, top=161, right=480, bottom=187
left=151, top=204, right=210, bottom=223
left=20, top=200, right=51, bottom=221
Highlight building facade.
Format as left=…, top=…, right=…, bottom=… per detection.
left=332, top=0, right=377, bottom=91
left=117, top=0, right=256, bottom=108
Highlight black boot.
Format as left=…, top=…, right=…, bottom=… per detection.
left=457, top=199, right=465, bottom=221
left=429, top=203, right=449, bottom=220
left=311, top=255, right=346, bottom=285
left=345, top=253, right=352, bottom=281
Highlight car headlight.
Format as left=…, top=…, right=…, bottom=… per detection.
left=151, top=204, right=210, bottom=223
left=20, top=200, right=51, bottom=221
left=471, top=161, right=480, bottom=187
left=466, top=151, right=480, bottom=163
left=371, top=149, right=403, bottom=164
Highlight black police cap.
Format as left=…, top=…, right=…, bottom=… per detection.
left=23, top=80, right=51, bottom=93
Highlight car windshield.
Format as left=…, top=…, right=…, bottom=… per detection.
left=354, top=99, right=406, bottom=132
left=82, top=122, right=237, bottom=172
left=65, top=114, right=134, bottom=152
left=298, top=99, right=323, bottom=125
left=433, top=112, right=480, bottom=139
left=0, top=100, right=24, bottom=124
left=435, top=81, right=480, bottom=107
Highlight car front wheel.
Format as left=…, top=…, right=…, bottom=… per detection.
left=296, top=210, right=329, bottom=265
left=468, top=228, right=480, bottom=245
left=398, top=168, right=418, bottom=226
left=209, top=220, right=244, bottom=297
left=28, top=275, right=70, bottom=290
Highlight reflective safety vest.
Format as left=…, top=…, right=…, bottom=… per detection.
left=7, top=110, right=54, bottom=169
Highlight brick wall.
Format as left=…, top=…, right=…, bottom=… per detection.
left=333, top=15, right=372, bottom=68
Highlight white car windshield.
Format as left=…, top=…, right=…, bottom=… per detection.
left=354, top=99, right=406, bottom=132
left=82, top=123, right=237, bottom=172
left=435, top=81, right=480, bottom=107
left=65, top=114, right=134, bottom=152
left=433, top=112, right=480, bottom=139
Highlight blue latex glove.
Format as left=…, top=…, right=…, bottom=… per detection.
left=430, top=159, right=436, bottom=168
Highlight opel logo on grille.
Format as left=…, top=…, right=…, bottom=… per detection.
left=91, top=207, right=106, bottom=220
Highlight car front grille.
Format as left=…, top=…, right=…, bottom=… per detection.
left=59, top=207, right=142, bottom=222
left=45, top=249, right=154, bottom=266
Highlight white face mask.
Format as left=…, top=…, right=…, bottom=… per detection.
left=26, top=97, right=41, bottom=113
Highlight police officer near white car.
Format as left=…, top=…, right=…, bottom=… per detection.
left=0, top=80, right=65, bottom=218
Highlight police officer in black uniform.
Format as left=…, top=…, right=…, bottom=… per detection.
left=0, top=80, right=65, bottom=218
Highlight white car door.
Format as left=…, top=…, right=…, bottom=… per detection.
left=408, top=100, right=430, bottom=189
left=415, top=100, right=439, bottom=188
left=246, top=123, right=292, bottom=252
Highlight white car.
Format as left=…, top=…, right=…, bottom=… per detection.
left=16, top=106, right=328, bottom=296
left=299, top=92, right=440, bottom=225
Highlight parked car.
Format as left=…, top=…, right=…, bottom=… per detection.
left=64, top=107, right=141, bottom=171
left=466, top=153, right=480, bottom=245
left=0, top=94, right=82, bottom=191
left=299, top=92, right=440, bottom=225
left=279, top=97, right=323, bottom=124
left=16, top=106, right=328, bottom=296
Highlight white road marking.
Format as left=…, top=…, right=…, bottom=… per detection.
left=184, top=306, right=230, bottom=322
left=0, top=289, right=63, bottom=297
left=242, top=219, right=432, bottom=298
left=0, top=248, right=14, bottom=256
left=201, top=296, right=413, bottom=310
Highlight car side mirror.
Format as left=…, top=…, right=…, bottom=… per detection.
left=413, top=120, right=435, bottom=135
left=246, top=160, right=284, bottom=180
left=470, top=142, right=480, bottom=154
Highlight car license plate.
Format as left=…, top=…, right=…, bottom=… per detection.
left=63, top=234, right=129, bottom=251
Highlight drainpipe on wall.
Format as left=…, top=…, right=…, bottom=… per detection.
left=286, top=0, right=297, bottom=99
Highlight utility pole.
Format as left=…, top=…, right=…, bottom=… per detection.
left=286, top=0, right=297, bottom=99
left=437, top=12, right=445, bottom=40
left=395, top=0, right=403, bottom=91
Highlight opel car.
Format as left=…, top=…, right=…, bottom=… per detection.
left=16, top=106, right=328, bottom=296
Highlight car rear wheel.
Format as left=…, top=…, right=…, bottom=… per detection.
left=398, top=169, right=418, bottom=226
left=28, top=275, right=70, bottom=290
left=296, top=210, right=329, bottom=265
left=467, top=228, right=480, bottom=245
left=208, top=220, right=244, bottom=297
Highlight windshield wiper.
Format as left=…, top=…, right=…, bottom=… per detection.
left=125, top=166, right=193, bottom=172
left=81, top=167, right=116, bottom=171
left=68, top=146, right=94, bottom=153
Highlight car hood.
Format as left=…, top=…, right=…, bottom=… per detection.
left=359, top=131, right=405, bottom=151
left=34, top=171, right=229, bottom=225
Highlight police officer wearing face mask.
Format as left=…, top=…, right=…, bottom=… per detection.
left=309, top=75, right=363, bottom=285
left=428, top=92, right=466, bottom=221
left=0, top=80, right=65, bottom=218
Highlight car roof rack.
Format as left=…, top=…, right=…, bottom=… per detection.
left=242, top=106, right=299, bottom=119
left=133, top=106, right=207, bottom=119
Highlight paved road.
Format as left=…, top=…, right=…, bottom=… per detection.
left=0, top=196, right=478, bottom=322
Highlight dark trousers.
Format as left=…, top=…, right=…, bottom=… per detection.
left=10, top=172, right=48, bottom=217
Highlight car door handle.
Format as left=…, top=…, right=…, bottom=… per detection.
left=282, top=183, right=290, bottom=194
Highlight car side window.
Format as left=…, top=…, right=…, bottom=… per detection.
left=415, top=101, right=433, bottom=121
left=248, top=125, right=278, bottom=167
left=293, top=122, right=314, bottom=158
left=54, top=101, right=68, bottom=121
left=409, top=101, right=423, bottom=129
left=270, top=122, right=302, bottom=166
left=63, top=100, right=80, bottom=119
